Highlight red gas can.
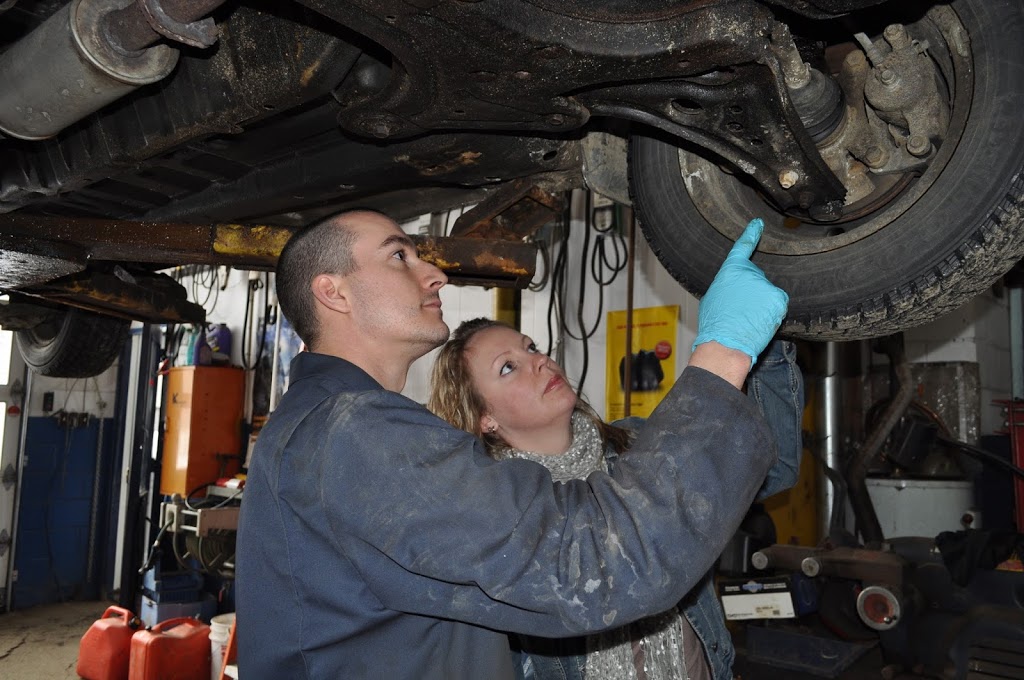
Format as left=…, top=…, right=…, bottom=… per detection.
left=129, top=617, right=211, bottom=680
left=77, top=606, right=140, bottom=680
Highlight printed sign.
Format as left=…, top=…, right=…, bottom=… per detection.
left=605, top=305, right=678, bottom=420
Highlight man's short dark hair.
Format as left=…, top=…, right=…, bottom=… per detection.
left=276, top=210, right=383, bottom=349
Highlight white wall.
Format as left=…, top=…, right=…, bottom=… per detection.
left=27, top=360, right=119, bottom=419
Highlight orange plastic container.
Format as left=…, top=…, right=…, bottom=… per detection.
left=129, top=617, right=211, bottom=680
left=77, top=606, right=140, bottom=680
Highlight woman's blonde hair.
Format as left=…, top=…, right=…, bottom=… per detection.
left=428, top=318, right=631, bottom=458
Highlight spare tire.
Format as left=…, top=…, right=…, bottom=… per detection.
left=16, top=308, right=130, bottom=378
left=628, top=0, right=1024, bottom=341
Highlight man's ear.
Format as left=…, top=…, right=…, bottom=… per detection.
left=311, top=273, right=351, bottom=314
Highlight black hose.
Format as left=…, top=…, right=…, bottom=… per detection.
left=940, top=436, right=1024, bottom=480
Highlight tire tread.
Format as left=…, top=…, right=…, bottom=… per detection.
left=16, top=310, right=130, bottom=378
left=791, top=176, right=1024, bottom=339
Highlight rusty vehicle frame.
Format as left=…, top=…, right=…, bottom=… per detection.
left=1, top=0, right=1022, bottom=377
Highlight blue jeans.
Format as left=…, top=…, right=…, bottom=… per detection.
left=749, top=338, right=805, bottom=500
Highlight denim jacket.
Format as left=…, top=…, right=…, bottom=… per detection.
left=516, top=339, right=805, bottom=680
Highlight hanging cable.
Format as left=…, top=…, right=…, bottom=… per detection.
left=263, top=271, right=277, bottom=337
left=560, top=192, right=593, bottom=342
left=190, top=264, right=220, bottom=313
left=527, top=238, right=551, bottom=293
left=538, top=190, right=630, bottom=396
left=256, top=271, right=272, bottom=367
left=138, top=521, right=171, bottom=575
left=562, top=192, right=626, bottom=394
left=572, top=191, right=595, bottom=393
left=241, top=279, right=256, bottom=370
left=241, top=274, right=271, bottom=371
left=545, top=192, right=572, bottom=358
left=591, top=212, right=628, bottom=286
left=945, top=438, right=1024, bottom=479
left=160, top=323, right=186, bottom=373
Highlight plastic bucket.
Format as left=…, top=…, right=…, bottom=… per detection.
left=209, top=613, right=235, bottom=680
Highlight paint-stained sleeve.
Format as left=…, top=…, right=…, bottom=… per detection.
left=317, top=365, right=775, bottom=637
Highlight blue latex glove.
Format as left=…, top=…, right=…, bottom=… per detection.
left=692, top=218, right=789, bottom=365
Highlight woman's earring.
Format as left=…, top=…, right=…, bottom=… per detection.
left=487, top=424, right=497, bottom=434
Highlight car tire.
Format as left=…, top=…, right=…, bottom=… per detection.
left=16, top=309, right=130, bottom=378
left=628, top=0, right=1024, bottom=341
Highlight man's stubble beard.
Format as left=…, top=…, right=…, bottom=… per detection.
left=352, top=283, right=450, bottom=355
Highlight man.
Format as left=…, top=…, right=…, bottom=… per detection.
left=237, top=209, right=788, bottom=679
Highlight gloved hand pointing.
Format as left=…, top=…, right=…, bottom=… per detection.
left=692, top=218, right=789, bottom=366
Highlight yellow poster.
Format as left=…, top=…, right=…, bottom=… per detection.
left=605, top=305, right=679, bottom=420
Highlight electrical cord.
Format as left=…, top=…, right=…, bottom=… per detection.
left=170, top=524, right=197, bottom=573
left=172, top=482, right=242, bottom=575
left=184, top=481, right=219, bottom=511
left=138, top=521, right=171, bottom=575
left=527, top=238, right=551, bottom=292
left=940, top=436, right=1024, bottom=480
left=209, top=488, right=243, bottom=509
left=242, top=272, right=273, bottom=371
left=545, top=193, right=572, bottom=359
left=591, top=206, right=628, bottom=286
left=560, top=192, right=596, bottom=343
left=443, top=206, right=467, bottom=236
left=571, top=190, right=594, bottom=393
left=160, top=324, right=186, bottom=372
left=241, top=278, right=258, bottom=369
left=187, top=532, right=236, bottom=575
left=241, top=276, right=263, bottom=370
left=59, top=378, right=82, bottom=414
left=557, top=192, right=628, bottom=395
left=537, top=189, right=630, bottom=394
left=190, top=265, right=220, bottom=313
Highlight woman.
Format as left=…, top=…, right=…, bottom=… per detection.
left=428, top=318, right=804, bottom=680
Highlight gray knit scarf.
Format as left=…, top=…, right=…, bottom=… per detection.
left=500, top=411, right=605, bottom=482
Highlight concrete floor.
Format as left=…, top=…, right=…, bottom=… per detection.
left=0, top=600, right=926, bottom=680
left=0, top=600, right=107, bottom=680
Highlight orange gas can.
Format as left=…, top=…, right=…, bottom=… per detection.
left=77, top=606, right=140, bottom=680
left=129, top=617, right=211, bottom=680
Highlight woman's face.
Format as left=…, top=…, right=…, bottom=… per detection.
left=465, top=325, right=577, bottom=447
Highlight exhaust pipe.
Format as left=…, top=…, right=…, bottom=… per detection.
left=0, top=0, right=224, bottom=140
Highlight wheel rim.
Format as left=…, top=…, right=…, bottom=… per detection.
left=22, top=315, right=61, bottom=353
left=677, top=6, right=973, bottom=257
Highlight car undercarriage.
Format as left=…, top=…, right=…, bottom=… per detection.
left=1, top=0, right=1023, bottom=376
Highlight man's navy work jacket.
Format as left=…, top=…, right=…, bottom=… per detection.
left=236, top=351, right=776, bottom=679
